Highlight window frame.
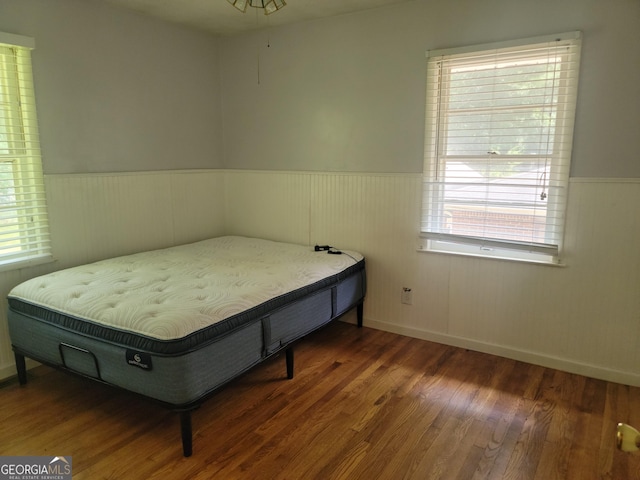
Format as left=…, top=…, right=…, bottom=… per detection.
left=0, top=32, right=52, bottom=270
left=421, top=32, right=581, bottom=265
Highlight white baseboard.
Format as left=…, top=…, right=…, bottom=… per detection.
left=364, top=318, right=640, bottom=387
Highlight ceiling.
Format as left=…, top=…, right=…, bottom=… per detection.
left=100, top=0, right=412, bottom=36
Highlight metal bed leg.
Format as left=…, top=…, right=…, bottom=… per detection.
left=14, top=352, right=27, bottom=385
left=357, top=302, right=364, bottom=328
left=180, top=411, right=193, bottom=457
left=286, top=347, right=294, bottom=379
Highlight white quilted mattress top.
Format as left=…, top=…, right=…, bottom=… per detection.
left=9, top=236, right=363, bottom=341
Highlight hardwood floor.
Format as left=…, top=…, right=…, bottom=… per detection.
left=2, top=321, right=640, bottom=479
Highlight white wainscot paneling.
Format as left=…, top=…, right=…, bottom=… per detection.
left=377, top=178, right=640, bottom=386
left=223, top=170, right=311, bottom=246
left=223, top=170, right=426, bottom=329
left=560, top=179, right=640, bottom=378
left=168, top=171, right=227, bottom=246
left=226, top=172, right=640, bottom=386
left=45, top=170, right=226, bottom=268
left=2, top=171, right=639, bottom=387
left=0, top=170, right=226, bottom=378
left=308, top=172, right=424, bottom=328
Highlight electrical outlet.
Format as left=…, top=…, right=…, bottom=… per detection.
left=401, top=287, right=412, bottom=305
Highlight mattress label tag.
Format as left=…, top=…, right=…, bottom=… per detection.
left=126, top=350, right=153, bottom=371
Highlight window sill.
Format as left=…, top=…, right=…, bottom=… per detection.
left=0, top=254, right=56, bottom=273
left=417, top=242, right=566, bottom=267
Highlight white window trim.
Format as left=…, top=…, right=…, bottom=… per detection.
left=0, top=32, right=53, bottom=269
left=421, top=32, right=581, bottom=265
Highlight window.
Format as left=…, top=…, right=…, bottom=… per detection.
left=421, top=32, right=581, bottom=264
left=0, top=32, right=51, bottom=268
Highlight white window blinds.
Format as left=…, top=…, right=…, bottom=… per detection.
left=422, top=32, right=581, bottom=262
left=0, top=34, right=52, bottom=267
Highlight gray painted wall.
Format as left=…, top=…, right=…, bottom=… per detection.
left=0, top=0, right=223, bottom=174
left=220, top=0, right=640, bottom=178
left=1, top=0, right=638, bottom=177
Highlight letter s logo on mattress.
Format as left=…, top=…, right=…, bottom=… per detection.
left=126, top=350, right=153, bottom=371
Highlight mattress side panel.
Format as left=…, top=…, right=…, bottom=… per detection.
left=264, top=268, right=366, bottom=355
left=8, top=309, right=265, bottom=406
left=335, top=270, right=367, bottom=317
left=265, top=289, right=333, bottom=355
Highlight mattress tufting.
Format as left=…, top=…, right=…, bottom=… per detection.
left=8, top=236, right=365, bottom=354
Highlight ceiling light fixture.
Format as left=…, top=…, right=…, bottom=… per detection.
left=227, top=0, right=286, bottom=15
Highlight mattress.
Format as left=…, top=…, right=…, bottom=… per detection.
left=8, top=236, right=366, bottom=407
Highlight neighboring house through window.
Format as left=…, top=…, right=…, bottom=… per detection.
left=0, top=32, right=51, bottom=269
left=421, top=32, right=582, bottom=264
